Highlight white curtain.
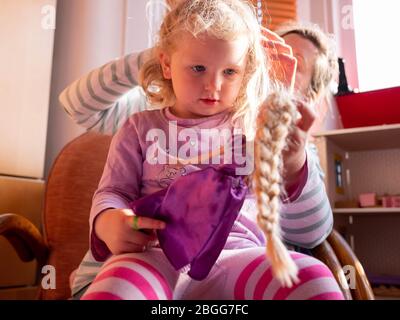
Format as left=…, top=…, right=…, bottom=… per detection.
left=146, top=0, right=169, bottom=47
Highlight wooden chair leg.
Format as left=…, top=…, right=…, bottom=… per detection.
left=311, top=239, right=353, bottom=300
left=327, top=230, right=375, bottom=300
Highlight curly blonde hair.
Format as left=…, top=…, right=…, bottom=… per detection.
left=139, top=0, right=269, bottom=139
left=254, top=87, right=300, bottom=287
left=277, top=22, right=339, bottom=102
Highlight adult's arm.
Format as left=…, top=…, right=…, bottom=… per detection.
left=280, top=144, right=334, bottom=249
left=59, top=49, right=153, bottom=135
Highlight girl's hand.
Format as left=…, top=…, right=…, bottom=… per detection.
left=94, top=208, right=166, bottom=255
left=282, top=102, right=317, bottom=189
left=261, top=27, right=297, bottom=92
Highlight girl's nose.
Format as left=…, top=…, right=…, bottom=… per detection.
left=204, top=74, right=222, bottom=91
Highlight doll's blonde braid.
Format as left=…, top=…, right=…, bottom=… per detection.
left=254, top=88, right=300, bottom=288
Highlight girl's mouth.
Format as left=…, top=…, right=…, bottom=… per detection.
left=200, top=99, right=219, bottom=105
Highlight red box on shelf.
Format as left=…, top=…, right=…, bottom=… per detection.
left=336, top=86, right=400, bottom=129
left=392, top=196, right=400, bottom=208
left=359, top=193, right=377, bottom=208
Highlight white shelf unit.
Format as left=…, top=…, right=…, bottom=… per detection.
left=313, top=124, right=400, bottom=287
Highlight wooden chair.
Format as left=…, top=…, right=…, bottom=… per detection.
left=0, top=132, right=375, bottom=300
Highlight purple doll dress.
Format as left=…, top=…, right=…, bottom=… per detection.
left=130, top=165, right=248, bottom=280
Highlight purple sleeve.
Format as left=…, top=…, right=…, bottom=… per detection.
left=280, top=145, right=334, bottom=249
left=89, top=117, right=143, bottom=261
left=90, top=212, right=113, bottom=261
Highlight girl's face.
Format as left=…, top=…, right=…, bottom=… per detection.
left=283, top=33, right=319, bottom=100
left=160, top=32, right=249, bottom=119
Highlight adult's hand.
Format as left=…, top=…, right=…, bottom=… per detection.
left=261, top=27, right=297, bottom=92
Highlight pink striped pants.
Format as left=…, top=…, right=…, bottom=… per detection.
left=81, top=247, right=344, bottom=300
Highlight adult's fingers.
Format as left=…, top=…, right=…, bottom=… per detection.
left=296, top=102, right=317, bottom=132
left=269, top=52, right=297, bottom=67
left=262, top=38, right=293, bottom=56
left=269, top=53, right=297, bottom=91
left=260, top=26, right=285, bottom=43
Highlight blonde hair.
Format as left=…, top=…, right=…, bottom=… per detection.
left=139, top=0, right=269, bottom=138
left=254, top=87, right=300, bottom=287
left=277, top=22, right=339, bottom=102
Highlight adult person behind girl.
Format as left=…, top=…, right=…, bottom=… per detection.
left=66, top=0, right=343, bottom=300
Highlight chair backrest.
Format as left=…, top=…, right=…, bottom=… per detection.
left=40, top=132, right=111, bottom=299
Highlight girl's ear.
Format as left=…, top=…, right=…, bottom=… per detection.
left=159, top=52, right=172, bottom=79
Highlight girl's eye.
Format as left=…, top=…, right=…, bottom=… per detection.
left=224, top=69, right=237, bottom=76
left=192, top=65, right=205, bottom=73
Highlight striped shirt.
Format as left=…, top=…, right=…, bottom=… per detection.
left=59, top=51, right=151, bottom=135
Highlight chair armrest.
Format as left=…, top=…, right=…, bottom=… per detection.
left=311, top=239, right=352, bottom=300
left=0, top=213, right=49, bottom=268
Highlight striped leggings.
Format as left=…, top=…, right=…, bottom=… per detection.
left=81, top=247, right=344, bottom=300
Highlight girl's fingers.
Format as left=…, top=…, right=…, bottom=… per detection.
left=127, top=243, right=147, bottom=253
left=128, top=215, right=166, bottom=230
left=125, top=228, right=154, bottom=244
left=126, top=231, right=159, bottom=250
left=115, top=242, right=147, bottom=254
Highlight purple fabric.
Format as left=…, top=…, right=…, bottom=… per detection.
left=130, top=165, right=248, bottom=280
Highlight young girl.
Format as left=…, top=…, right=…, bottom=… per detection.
left=70, top=0, right=343, bottom=300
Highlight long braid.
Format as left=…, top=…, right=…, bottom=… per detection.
left=254, top=87, right=300, bottom=287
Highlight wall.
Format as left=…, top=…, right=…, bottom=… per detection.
left=0, top=0, right=56, bottom=178
left=0, top=1, right=55, bottom=295
left=297, top=0, right=311, bottom=22
left=45, top=0, right=149, bottom=177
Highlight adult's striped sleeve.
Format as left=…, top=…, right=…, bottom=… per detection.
left=59, top=50, right=150, bottom=135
